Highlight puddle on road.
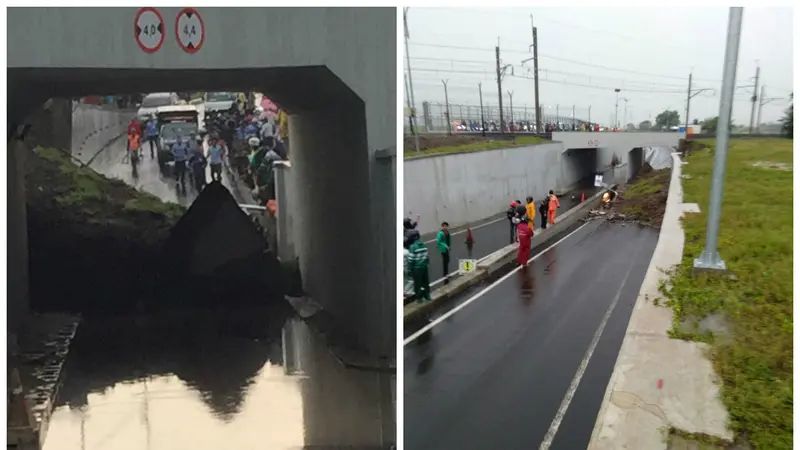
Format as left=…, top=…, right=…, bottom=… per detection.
left=44, top=307, right=395, bottom=450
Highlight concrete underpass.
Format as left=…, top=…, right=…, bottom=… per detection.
left=403, top=131, right=678, bottom=449
left=7, top=7, right=396, bottom=449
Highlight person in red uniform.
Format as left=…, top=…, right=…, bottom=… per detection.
left=127, top=118, right=143, bottom=137
left=516, top=218, right=534, bottom=266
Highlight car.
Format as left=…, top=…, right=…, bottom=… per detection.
left=155, top=105, right=200, bottom=168
left=203, top=92, right=238, bottom=114
left=137, top=93, right=180, bottom=120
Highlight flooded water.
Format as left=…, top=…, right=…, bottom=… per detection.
left=45, top=306, right=395, bottom=450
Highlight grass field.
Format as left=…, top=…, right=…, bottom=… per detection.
left=662, top=138, right=793, bottom=449
left=404, top=135, right=544, bottom=158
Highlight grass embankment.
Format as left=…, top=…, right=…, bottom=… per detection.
left=404, top=134, right=544, bottom=158
left=30, top=147, right=185, bottom=242
left=661, top=139, right=792, bottom=449
left=614, top=163, right=671, bottom=228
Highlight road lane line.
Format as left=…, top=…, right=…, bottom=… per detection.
left=403, top=222, right=591, bottom=345
left=423, top=216, right=506, bottom=244
left=537, top=235, right=646, bottom=450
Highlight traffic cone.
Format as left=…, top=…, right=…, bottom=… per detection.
left=581, top=192, right=585, bottom=203
left=465, top=227, right=474, bottom=245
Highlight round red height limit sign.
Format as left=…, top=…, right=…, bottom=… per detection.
left=175, top=8, right=205, bottom=54
left=134, top=7, right=165, bottom=53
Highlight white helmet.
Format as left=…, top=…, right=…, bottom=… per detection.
left=248, top=137, right=260, bottom=148
left=254, top=106, right=264, bottom=115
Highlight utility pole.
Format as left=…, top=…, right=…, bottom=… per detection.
left=404, top=73, right=414, bottom=134
left=556, top=104, right=559, bottom=123
left=756, top=86, right=783, bottom=133
left=622, top=98, right=629, bottom=128
left=748, top=65, right=760, bottom=134
left=403, top=8, right=421, bottom=152
left=685, top=72, right=693, bottom=133
left=693, top=7, right=743, bottom=274
left=530, top=15, right=541, bottom=134
left=478, top=82, right=486, bottom=137
left=588, top=105, right=592, bottom=126
left=508, top=90, right=515, bottom=135
left=442, top=79, right=451, bottom=136
left=614, top=88, right=621, bottom=128
left=495, top=45, right=505, bottom=134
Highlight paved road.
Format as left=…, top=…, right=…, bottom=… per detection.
left=404, top=220, right=657, bottom=450
left=76, top=135, right=238, bottom=208
left=423, top=183, right=602, bottom=284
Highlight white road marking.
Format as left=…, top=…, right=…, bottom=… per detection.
left=423, top=216, right=507, bottom=244
left=403, top=222, right=591, bottom=345
left=537, top=235, right=645, bottom=450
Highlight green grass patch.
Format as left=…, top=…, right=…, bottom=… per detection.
left=404, top=135, right=545, bottom=158
left=661, top=138, right=793, bottom=449
left=617, top=165, right=671, bottom=228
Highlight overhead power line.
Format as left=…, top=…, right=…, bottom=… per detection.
left=409, top=41, right=722, bottom=83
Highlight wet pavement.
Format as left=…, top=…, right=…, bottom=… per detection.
left=404, top=220, right=657, bottom=450
left=75, top=136, right=238, bottom=209
left=423, top=183, right=602, bottom=283
left=45, top=307, right=395, bottom=450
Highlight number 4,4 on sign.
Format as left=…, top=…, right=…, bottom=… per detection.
left=175, top=8, right=205, bottom=54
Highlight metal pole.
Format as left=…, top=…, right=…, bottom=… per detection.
left=614, top=89, right=620, bottom=128
left=531, top=17, right=541, bottom=134
left=556, top=104, right=559, bottom=124
left=572, top=105, right=575, bottom=129
left=748, top=65, right=760, bottom=134
left=442, top=79, right=451, bottom=136
left=508, top=90, right=514, bottom=135
left=478, top=82, right=486, bottom=137
left=685, top=72, right=693, bottom=135
left=495, top=45, right=505, bottom=134
left=756, top=85, right=765, bottom=133
left=588, top=105, right=592, bottom=127
left=693, top=6, right=743, bottom=273
left=404, top=73, right=414, bottom=134
left=623, top=99, right=628, bottom=128
left=403, top=8, right=421, bottom=152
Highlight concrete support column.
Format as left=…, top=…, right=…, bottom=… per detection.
left=289, top=108, right=387, bottom=357
left=7, top=138, right=30, bottom=337
left=26, top=99, right=72, bottom=150
left=274, top=161, right=297, bottom=262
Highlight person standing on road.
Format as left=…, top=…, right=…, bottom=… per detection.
left=144, top=115, right=159, bottom=159
left=516, top=217, right=534, bottom=266
left=207, top=138, right=225, bottom=183
left=188, top=145, right=208, bottom=192
left=507, top=201, right=518, bottom=243
left=403, top=215, right=421, bottom=249
left=436, top=222, right=451, bottom=284
left=407, top=231, right=432, bottom=303
left=548, top=189, right=561, bottom=225
left=525, top=196, right=536, bottom=232
left=171, top=137, right=189, bottom=190
left=538, top=196, right=549, bottom=229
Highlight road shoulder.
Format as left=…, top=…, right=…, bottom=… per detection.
left=588, top=152, right=732, bottom=449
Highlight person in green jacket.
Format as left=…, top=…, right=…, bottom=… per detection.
left=407, top=231, right=431, bottom=302
left=436, top=221, right=451, bottom=284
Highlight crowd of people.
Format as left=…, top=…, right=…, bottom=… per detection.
left=124, top=95, right=290, bottom=203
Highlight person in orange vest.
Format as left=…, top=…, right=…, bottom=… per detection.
left=547, top=190, right=560, bottom=225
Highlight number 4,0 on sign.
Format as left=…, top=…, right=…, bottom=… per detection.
left=134, top=7, right=165, bottom=53
left=175, top=8, right=205, bottom=54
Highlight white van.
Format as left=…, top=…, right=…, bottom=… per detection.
left=137, top=92, right=180, bottom=120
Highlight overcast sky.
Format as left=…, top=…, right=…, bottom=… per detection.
left=404, top=7, right=793, bottom=127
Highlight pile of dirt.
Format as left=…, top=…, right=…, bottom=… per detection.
left=404, top=134, right=510, bottom=152
left=601, top=162, right=671, bottom=228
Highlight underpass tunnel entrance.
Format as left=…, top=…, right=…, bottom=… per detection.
left=559, top=147, right=599, bottom=197
left=9, top=66, right=388, bottom=357
left=628, top=147, right=644, bottom=181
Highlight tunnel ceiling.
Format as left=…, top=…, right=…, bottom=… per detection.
left=7, top=66, right=364, bottom=130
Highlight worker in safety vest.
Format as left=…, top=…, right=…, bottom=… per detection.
left=547, top=190, right=560, bottom=225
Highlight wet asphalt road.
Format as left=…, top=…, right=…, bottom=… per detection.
left=75, top=136, right=238, bottom=209
left=423, top=183, right=602, bottom=283
left=404, top=220, right=658, bottom=450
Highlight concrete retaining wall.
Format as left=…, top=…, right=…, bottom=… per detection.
left=404, top=143, right=566, bottom=235
left=70, top=103, right=132, bottom=156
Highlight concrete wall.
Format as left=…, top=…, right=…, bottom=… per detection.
left=7, top=140, right=30, bottom=337
left=404, top=143, right=566, bottom=235
left=71, top=104, right=132, bottom=156
left=23, top=99, right=73, bottom=150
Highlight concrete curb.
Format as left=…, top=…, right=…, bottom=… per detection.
left=587, top=153, right=733, bottom=449
left=404, top=187, right=612, bottom=324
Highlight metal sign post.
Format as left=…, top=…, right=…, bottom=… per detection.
left=693, top=7, right=744, bottom=273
